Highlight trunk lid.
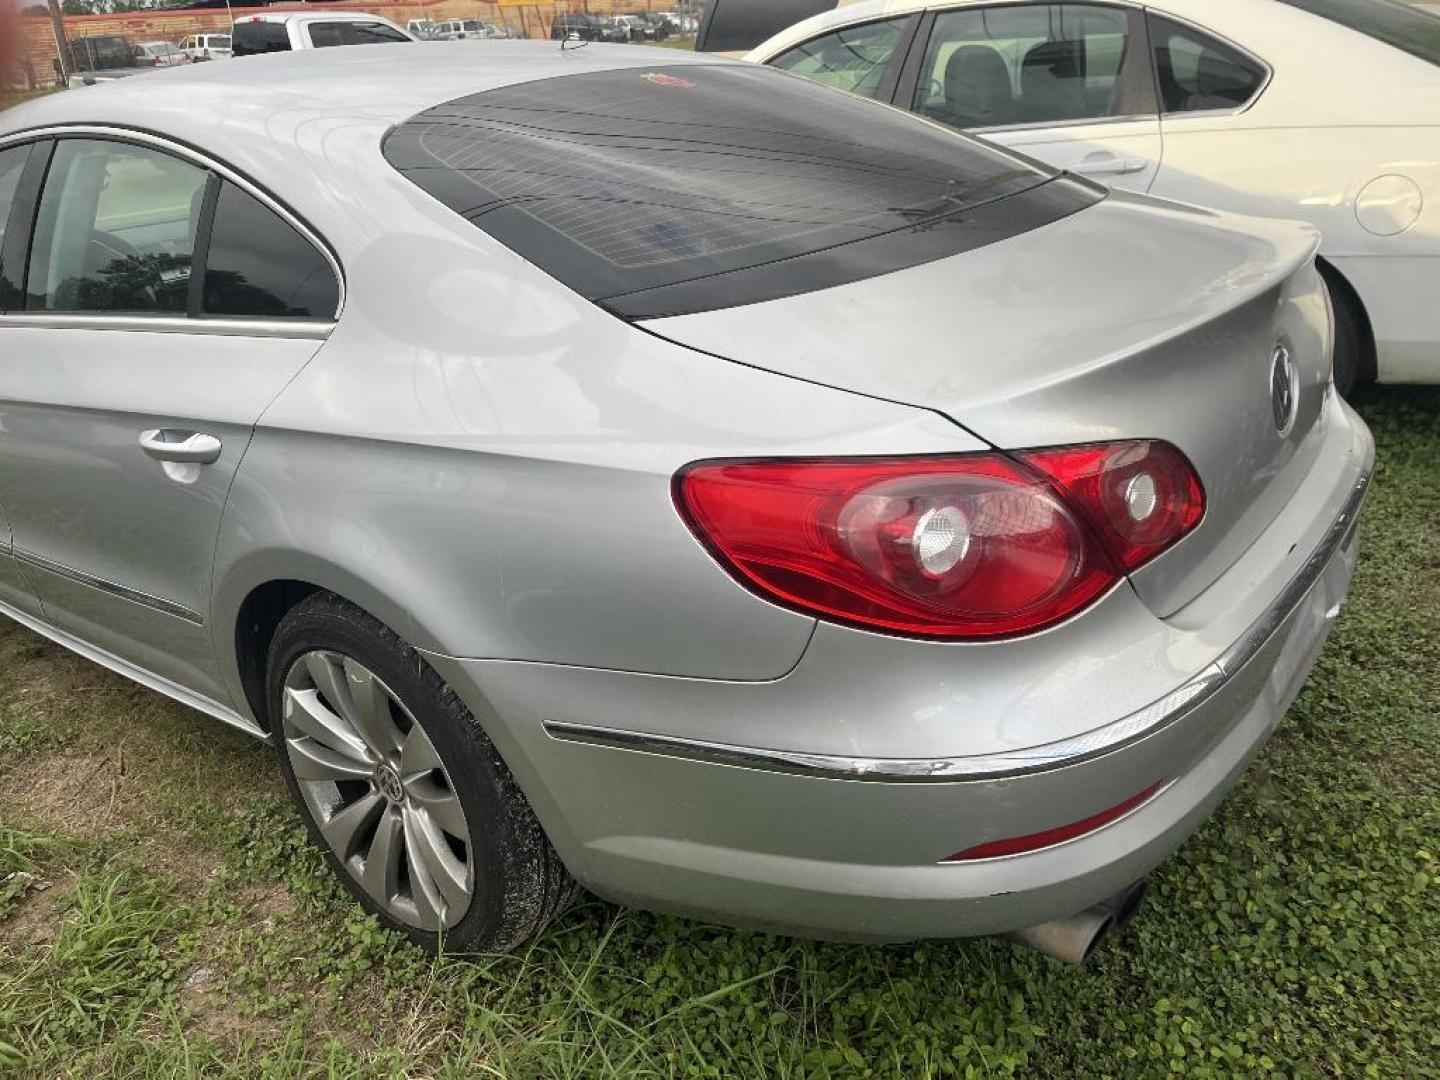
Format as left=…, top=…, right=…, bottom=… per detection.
left=642, top=193, right=1330, bottom=616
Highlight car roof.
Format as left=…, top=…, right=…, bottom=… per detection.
left=240, top=10, right=402, bottom=23
left=0, top=44, right=729, bottom=255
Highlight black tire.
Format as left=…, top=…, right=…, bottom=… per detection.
left=266, top=591, right=578, bottom=953
left=1319, top=266, right=1374, bottom=398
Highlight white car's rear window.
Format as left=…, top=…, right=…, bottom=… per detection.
left=384, top=64, right=1099, bottom=319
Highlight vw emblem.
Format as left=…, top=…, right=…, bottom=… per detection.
left=1270, top=342, right=1298, bottom=437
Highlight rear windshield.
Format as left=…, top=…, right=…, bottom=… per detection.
left=232, top=22, right=291, bottom=55
left=1279, top=0, right=1440, bottom=66
left=383, top=64, right=1097, bottom=319
left=308, top=21, right=412, bottom=47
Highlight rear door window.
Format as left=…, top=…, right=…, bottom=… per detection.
left=912, top=4, right=1132, bottom=129
left=384, top=64, right=1098, bottom=320
left=306, top=21, right=412, bottom=47
left=26, top=139, right=209, bottom=314
left=232, top=21, right=292, bottom=55
left=201, top=182, right=338, bottom=319
left=1149, top=17, right=1267, bottom=113
left=769, top=18, right=911, bottom=99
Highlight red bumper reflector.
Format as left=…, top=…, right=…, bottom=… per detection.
left=943, top=782, right=1163, bottom=862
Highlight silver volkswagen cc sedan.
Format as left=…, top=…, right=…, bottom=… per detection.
left=0, top=43, right=1372, bottom=962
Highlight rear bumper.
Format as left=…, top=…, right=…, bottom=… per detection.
left=425, top=401, right=1373, bottom=941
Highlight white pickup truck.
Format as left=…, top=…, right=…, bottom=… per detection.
left=231, top=12, right=416, bottom=55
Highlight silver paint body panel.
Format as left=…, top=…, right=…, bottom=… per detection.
left=0, top=45, right=1375, bottom=940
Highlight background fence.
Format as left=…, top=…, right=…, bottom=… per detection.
left=2, top=0, right=685, bottom=87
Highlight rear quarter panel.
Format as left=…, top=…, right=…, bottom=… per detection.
left=210, top=235, right=983, bottom=708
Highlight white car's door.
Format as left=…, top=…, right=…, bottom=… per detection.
left=902, top=3, right=1162, bottom=191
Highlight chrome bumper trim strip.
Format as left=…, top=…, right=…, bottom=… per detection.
left=544, top=470, right=1371, bottom=783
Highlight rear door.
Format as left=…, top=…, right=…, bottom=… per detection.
left=0, top=133, right=339, bottom=701
left=0, top=142, right=44, bottom=618
left=897, top=2, right=1163, bottom=190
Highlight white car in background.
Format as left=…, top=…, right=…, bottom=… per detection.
left=747, top=0, right=1440, bottom=391
left=133, top=41, right=191, bottom=68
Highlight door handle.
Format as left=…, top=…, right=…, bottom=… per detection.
left=1075, top=154, right=1146, bottom=177
left=139, top=429, right=223, bottom=465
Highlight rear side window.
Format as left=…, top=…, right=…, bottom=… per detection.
left=384, top=64, right=1097, bottom=319
left=0, top=144, right=34, bottom=309
left=1278, top=0, right=1440, bottom=67
left=307, top=21, right=412, bottom=47
left=0, top=145, right=30, bottom=256
left=770, top=18, right=909, bottom=99
left=26, top=139, right=209, bottom=314
left=232, top=22, right=292, bottom=56
left=202, top=182, right=337, bottom=319
left=1149, top=17, right=1267, bottom=113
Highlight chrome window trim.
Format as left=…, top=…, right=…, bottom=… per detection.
left=0, top=312, right=334, bottom=340
left=544, top=469, right=1370, bottom=784
left=0, top=123, right=346, bottom=321
left=14, top=547, right=204, bottom=625
left=974, top=112, right=1156, bottom=134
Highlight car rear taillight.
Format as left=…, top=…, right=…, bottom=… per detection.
left=673, top=442, right=1203, bottom=641
left=1021, top=441, right=1205, bottom=572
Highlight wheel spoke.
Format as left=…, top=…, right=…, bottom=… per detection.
left=403, top=809, right=448, bottom=928
left=287, top=735, right=374, bottom=783
left=359, top=804, right=403, bottom=905
left=285, top=687, right=370, bottom=762
left=305, top=651, right=357, bottom=722
left=398, top=723, right=444, bottom=780
left=407, top=776, right=468, bottom=839
left=341, top=657, right=405, bottom=760
left=321, top=789, right=384, bottom=861
left=403, top=804, right=470, bottom=915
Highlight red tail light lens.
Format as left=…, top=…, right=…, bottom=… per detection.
left=674, top=442, right=1202, bottom=641
left=1022, top=441, right=1205, bottom=571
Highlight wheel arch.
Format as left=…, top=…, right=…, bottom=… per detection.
left=215, top=551, right=444, bottom=732
left=1315, top=255, right=1378, bottom=387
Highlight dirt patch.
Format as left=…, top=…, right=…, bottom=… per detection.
left=0, top=880, right=66, bottom=950
left=1, top=746, right=129, bottom=839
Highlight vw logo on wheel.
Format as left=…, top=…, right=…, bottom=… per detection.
left=1270, top=342, right=1299, bottom=437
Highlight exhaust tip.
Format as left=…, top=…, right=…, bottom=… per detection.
left=1005, top=877, right=1148, bottom=964
left=1005, top=907, right=1114, bottom=965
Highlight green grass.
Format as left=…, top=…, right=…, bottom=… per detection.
left=0, top=389, right=1437, bottom=1078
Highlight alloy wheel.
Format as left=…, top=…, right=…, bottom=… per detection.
left=281, top=650, right=474, bottom=930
